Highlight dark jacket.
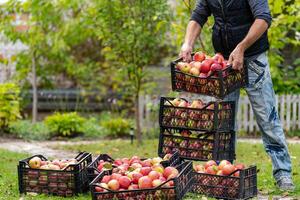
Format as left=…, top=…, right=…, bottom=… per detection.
left=191, top=0, right=272, bottom=58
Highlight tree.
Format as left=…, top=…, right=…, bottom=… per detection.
left=0, top=0, right=120, bottom=119
left=91, top=0, right=170, bottom=145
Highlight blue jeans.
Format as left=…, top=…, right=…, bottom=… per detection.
left=224, top=52, right=292, bottom=181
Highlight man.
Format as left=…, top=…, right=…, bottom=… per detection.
left=180, top=0, right=294, bottom=191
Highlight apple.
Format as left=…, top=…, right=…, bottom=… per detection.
left=138, top=176, right=152, bottom=189
left=111, top=173, right=122, bottom=181
left=222, top=164, right=235, bottom=175
left=216, top=170, right=223, bottom=175
left=189, top=67, right=200, bottom=76
left=29, top=157, right=41, bottom=169
left=192, top=61, right=202, bottom=71
left=181, top=63, right=192, bottom=73
left=40, top=165, right=49, bottom=170
left=171, top=98, right=181, bottom=106
left=151, top=157, right=163, bottom=165
left=113, top=159, right=123, bottom=166
left=163, top=154, right=172, bottom=161
left=163, top=167, right=179, bottom=179
left=200, top=59, right=213, bottom=73
left=199, top=73, right=207, bottom=78
left=211, top=63, right=222, bottom=72
left=235, top=163, right=245, bottom=170
left=119, top=176, right=131, bottom=189
left=176, top=62, right=186, bottom=71
left=152, top=164, right=164, bottom=174
left=140, top=167, right=152, bottom=176
left=48, top=164, right=60, bottom=170
left=130, top=163, right=142, bottom=169
left=204, top=160, right=217, bottom=169
left=152, top=179, right=162, bottom=187
left=95, top=186, right=104, bottom=192
left=131, top=172, right=143, bottom=184
left=121, top=158, right=130, bottom=165
left=206, top=165, right=218, bottom=175
left=213, top=53, right=224, bottom=63
left=52, top=159, right=60, bottom=166
left=194, top=164, right=205, bottom=173
left=128, top=184, right=139, bottom=190
left=178, top=101, right=188, bottom=107
left=193, top=52, right=206, bottom=62
left=97, top=161, right=112, bottom=171
left=108, top=179, right=120, bottom=190
left=148, top=171, right=160, bottom=181
left=101, top=175, right=111, bottom=184
left=141, top=159, right=152, bottom=167
left=218, top=160, right=231, bottom=170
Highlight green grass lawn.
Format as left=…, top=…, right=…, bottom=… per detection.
left=0, top=140, right=299, bottom=200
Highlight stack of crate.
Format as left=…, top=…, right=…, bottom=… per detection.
left=157, top=54, right=257, bottom=199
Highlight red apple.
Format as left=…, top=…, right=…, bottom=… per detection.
left=141, top=159, right=152, bottom=167
left=113, top=159, right=123, bottom=166
left=178, top=101, right=188, bottom=107
left=222, top=164, right=236, bottom=175
left=204, top=160, right=217, bottom=169
left=193, top=52, right=206, bottom=62
left=138, top=176, right=153, bottom=189
left=213, top=53, right=224, bottom=63
left=121, top=158, right=130, bottom=165
left=95, top=186, right=103, bottom=192
left=148, top=171, right=160, bottom=181
left=200, top=59, right=213, bottom=73
left=199, top=73, right=207, bottom=78
left=128, top=184, right=139, bottom=190
left=131, top=172, right=143, bottom=184
left=163, top=154, right=172, bottom=161
left=163, top=167, right=179, bottom=179
left=235, top=163, right=245, bottom=170
left=206, top=165, right=218, bottom=175
left=119, top=176, right=131, bottom=189
left=131, top=163, right=142, bottom=169
left=111, top=173, right=122, bottom=181
left=140, top=167, right=152, bottom=176
left=107, top=179, right=120, bottom=191
left=211, top=63, right=222, bottom=72
left=101, top=175, right=111, bottom=184
left=152, top=179, right=162, bottom=187
left=218, top=160, right=231, bottom=170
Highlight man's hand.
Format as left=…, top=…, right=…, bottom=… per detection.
left=180, top=43, right=193, bottom=62
left=228, top=44, right=245, bottom=70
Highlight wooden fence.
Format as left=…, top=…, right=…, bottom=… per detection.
left=139, top=94, right=300, bottom=133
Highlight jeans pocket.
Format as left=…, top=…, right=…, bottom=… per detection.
left=247, top=55, right=268, bottom=89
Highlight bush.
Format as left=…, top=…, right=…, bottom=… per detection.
left=8, top=120, right=50, bottom=140
left=101, top=117, right=132, bottom=137
left=83, top=117, right=107, bottom=138
left=45, top=112, right=85, bottom=137
left=0, top=83, right=21, bottom=130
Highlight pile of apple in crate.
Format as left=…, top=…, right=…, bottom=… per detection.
left=17, top=51, right=257, bottom=200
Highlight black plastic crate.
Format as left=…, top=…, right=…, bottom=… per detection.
left=87, top=154, right=115, bottom=183
left=159, top=97, right=235, bottom=132
left=87, top=153, right=180, bottom=183
left=90, top=161, right=194, bottom=200
left=18, top=152, right=92, bottom=197
left=170, top=57, right=248, bottom=99
left=192, top=166, right=257, bottom=199
left=158, top=128, right=235, bottom=162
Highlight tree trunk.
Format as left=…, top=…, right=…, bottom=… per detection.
left=135, top=93, right=142, bottom=146
left=32, top=52, right=37, bottom=123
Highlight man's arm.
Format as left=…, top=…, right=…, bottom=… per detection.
left=229, top=0, right=272, bottom=70
left=180, top=21, right=201, bottom=62
left=228, top=19, right=268, bottom=69
left=180, top=0, right=211, bottom=62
